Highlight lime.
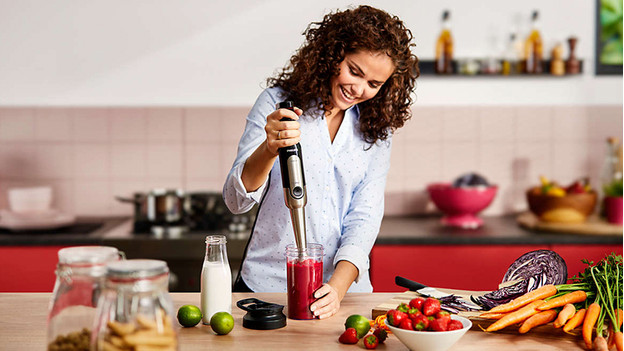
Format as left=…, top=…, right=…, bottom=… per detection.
left=177, top=305, right=203, bottom=327
left=344, top=314, right=370, bottom=339
left=210, top=311, right=234, bottom=335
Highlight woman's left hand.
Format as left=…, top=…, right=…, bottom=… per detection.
left=310, top=283, right=341, bottom=319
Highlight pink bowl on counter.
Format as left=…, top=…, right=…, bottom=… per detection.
left=427, top=183, right=498, bottom=229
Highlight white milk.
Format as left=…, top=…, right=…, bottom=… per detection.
left=200, top=261, right=232, bottom=324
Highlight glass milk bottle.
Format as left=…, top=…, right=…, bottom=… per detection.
left=46, top=246, right=120, bottom=351
left=92, top=259, right=178, bottom=351
left=201, top=235, right=232, bottom=324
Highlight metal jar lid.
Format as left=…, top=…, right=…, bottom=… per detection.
left=106, top=259, right=169, bottom=280
left=58, top=246, right=119, bottom=265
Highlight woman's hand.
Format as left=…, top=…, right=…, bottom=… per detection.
left=264, top=106, right=303, bottom=155
left=310, top=283, right=341, bottom=319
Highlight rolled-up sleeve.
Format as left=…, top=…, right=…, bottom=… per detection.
left=223, top=89, right=280, bottom=214
left=333, top=138, right=392, bottom=283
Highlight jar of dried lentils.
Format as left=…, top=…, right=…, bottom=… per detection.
left=47, top=246, right=121, bottom=351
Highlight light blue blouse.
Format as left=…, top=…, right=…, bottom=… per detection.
left=223, top=87, right=392, bottom=293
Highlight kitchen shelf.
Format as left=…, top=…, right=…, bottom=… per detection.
left=417, top=59, right=583, bottom=76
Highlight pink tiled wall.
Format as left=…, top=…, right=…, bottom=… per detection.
left=0, top=105, right=621, bottom=217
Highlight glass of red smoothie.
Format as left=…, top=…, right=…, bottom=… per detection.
left=285, top=243, right=323, bottom=320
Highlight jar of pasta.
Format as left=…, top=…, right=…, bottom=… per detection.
left=92, top=259, right=178, bottom=351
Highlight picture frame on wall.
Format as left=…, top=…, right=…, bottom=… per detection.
left=595, top=0, right=623, bottom=75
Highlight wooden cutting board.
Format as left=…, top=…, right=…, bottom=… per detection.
left=372, top=288, right=489, bottom=319
left=517, top=212, right=622, bottom=236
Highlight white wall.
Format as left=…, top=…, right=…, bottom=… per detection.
left=0, top=0, right=621, bottom=106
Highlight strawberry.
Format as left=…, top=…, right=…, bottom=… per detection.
left=412, top=314, right=429, bottom=331
left=429, top=317, right=449, bottom=331
left=338, top=328, right=359, bottom=344
left=396, top=302, right=410, bottom=313
left=386, top=309, right=407, bottom=327
left=409, top=297, right=425, bottom=310
left=447, top=319, right=464, bottom=331
left=398, top=318, right=414, bottom=331
left=363, top=334, right=379, bottom=349
left=408, top=307, right=422, bottom=320
left=436, top=310, right=451, bottom=322
left=373, top=328, right=387, bottom=343
left=422, top=297, right=441, bottom=316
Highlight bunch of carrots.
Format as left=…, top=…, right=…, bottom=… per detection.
left=479, top=253, right=623, bottom=351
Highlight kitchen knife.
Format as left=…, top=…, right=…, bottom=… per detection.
left=395, top=276, right=446, bottom=298
left=394, top=276, right=482, bottom=310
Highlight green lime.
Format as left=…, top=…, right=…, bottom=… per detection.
left=344, top=314, right=370, bottom=339
left=177, top=305, right=203, bottom=327
left=210, top=311, right=234, bottom=335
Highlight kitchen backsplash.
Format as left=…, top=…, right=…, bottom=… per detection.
left=0, top=105, right=621, bottom=217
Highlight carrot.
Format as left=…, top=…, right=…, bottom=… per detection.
left=583, top=303, right=601, bottom=349
left=563, top=308, right=587, bottom=332
left=618, top=309, right=623, bottom=328
left=478, top=312, right=508, bottom=320
left=488, top=285, right=557, bottom=313
left=486, top=300, right=544, bottom=332
left=593, top=335, right=609, bottom=351
left=518, top=309, right=558, bottom=334
left=537, top=290, right=587, bottom=311
left=609, top=330, right=615, bottom=349
left=615, top=331, right=623, bottom=351
left=554, top=303, right=576, bottom=328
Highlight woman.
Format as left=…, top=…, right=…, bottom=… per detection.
left=223, top=5, right=419, bottom=319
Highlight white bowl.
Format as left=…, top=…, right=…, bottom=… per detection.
left=7, top=186, right=52, bottom=213
left=386, top=315, right=472, bottom=351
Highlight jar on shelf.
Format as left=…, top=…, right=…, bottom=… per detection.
left=46, top=246, right=121, bottom=351
left=92, top=259, right=178, bottom=351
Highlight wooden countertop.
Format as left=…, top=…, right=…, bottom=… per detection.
left=1, top=292, right=584, bottom=350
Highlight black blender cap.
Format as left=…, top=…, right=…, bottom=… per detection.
left=236, top=298, right=287, bottom=330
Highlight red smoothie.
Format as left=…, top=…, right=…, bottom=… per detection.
left=286, top=258, right=323, bottom=319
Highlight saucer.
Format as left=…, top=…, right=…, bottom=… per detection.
left=0, top=209, right=76, bottom=231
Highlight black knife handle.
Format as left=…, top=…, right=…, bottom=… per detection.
left=395, top=276, right=427, bottom=291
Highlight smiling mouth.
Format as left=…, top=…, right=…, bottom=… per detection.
left=340, top=86, right=356, bottom=102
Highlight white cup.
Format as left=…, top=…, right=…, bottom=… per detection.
left=8, top=186, right=53, bottom=213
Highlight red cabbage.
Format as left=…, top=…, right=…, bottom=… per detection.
left=472, top=249, right=568, bottom=310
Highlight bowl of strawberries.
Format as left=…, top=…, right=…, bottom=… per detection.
left=384, top=297, right=472, bottom=351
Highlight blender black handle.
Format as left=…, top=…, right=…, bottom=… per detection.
left=276, top=101, right=306, bottom=193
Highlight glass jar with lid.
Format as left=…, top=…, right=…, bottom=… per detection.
left=47, top=246, right=121, bottom=351
left=92, top=259, right=178, bottom=351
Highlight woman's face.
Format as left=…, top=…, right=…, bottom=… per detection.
left=329, top=50, right=395, bottom=112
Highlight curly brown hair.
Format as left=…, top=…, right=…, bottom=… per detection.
left=267, top=5, right=419, bottom=144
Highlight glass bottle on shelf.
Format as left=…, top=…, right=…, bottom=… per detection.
left=600, top=137, right=623, bottom=199
left=47, top=246, right=121, bottom=351
left=435, top=10, right=453, bottom=74
left=523, top=10, right=543, bottom=74
left=200, top=235, right=232, bottom=325
left=501, top=33, right=518, bottom=75
left=550, top=43, right=565, bottom=75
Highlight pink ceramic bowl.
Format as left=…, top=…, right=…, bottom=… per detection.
left=427, top=183, right=498, bottom=228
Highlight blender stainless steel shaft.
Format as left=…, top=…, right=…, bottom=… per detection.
left=276, top=101, right=307, bottom=259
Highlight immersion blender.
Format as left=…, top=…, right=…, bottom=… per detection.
left=276, top=101, right=307, bottom=260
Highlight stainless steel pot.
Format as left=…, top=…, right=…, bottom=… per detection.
left=116, top=189, right=189, bottom=225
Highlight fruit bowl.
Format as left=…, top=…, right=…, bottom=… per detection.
left=526, top=188, right=597, bottom=223
left=386, top=315, right=472, bottom=351
left=427, top=183, right=498, bottom=229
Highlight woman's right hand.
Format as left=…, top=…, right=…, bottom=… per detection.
left=264, top=106, right=303, bottom=155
